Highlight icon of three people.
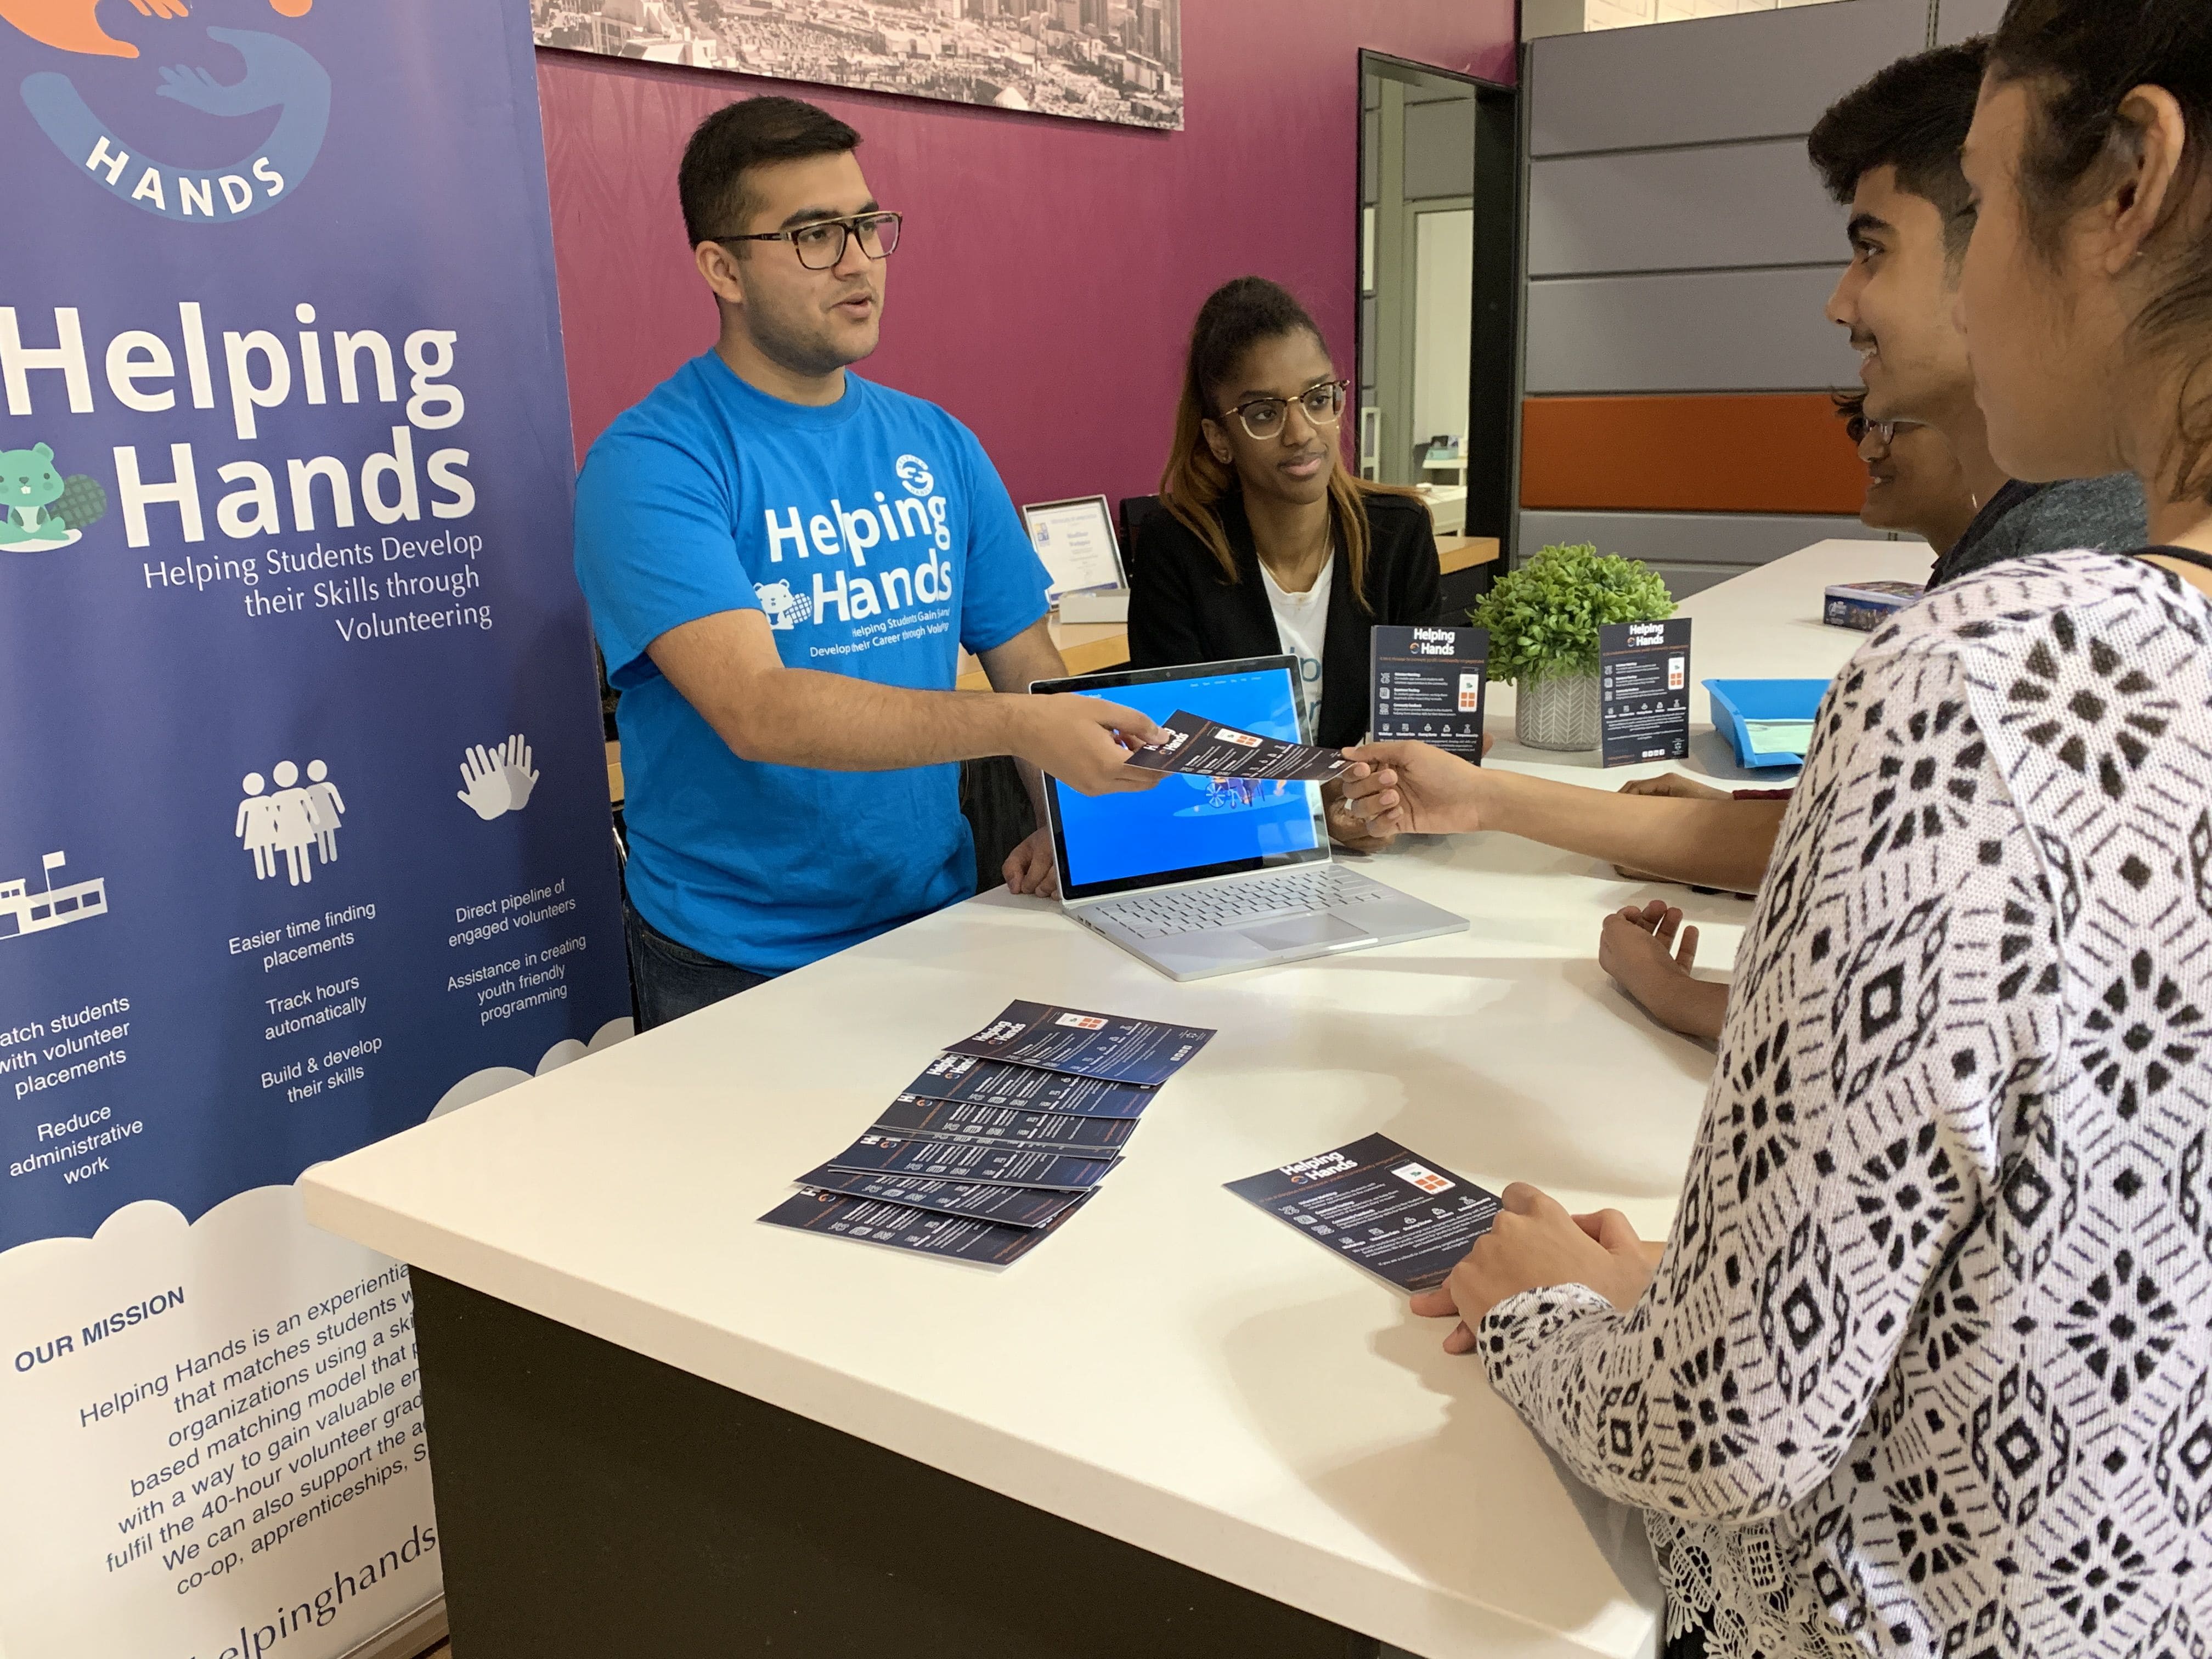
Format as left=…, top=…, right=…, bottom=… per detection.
left=235, top=760, right=344, bottom=885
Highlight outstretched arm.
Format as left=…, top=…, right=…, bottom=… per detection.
left=1340, top=742, right=1786, bottom=894
left=647, top=608, right=1162, bottom=798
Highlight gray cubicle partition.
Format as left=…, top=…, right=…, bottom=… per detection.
left=1936, top=0, right=2005, bottom=44
left=1518, top=0, right=1971, bottom=597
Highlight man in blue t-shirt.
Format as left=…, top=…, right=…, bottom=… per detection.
left=575, top=96, right=1159, bottom=1028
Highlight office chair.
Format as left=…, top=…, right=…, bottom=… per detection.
left=1118, top=494, right=1162, bottom=582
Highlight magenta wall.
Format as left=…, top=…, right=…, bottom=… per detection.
left=535, top=0, right=1516, bottom=511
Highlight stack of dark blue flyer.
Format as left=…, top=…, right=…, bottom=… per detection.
left=760, top=1001, right=1215, bottom=1267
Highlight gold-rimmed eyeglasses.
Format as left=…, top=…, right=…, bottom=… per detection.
left=1218, top=379, right=1350, bottom=441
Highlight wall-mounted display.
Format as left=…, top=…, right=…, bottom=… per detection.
left=532, top=0, right=1183, bottom=131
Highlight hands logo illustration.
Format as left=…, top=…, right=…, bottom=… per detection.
left=2, top=0, right=314, bottom=62
left=456, top=735, right=539, bottom=822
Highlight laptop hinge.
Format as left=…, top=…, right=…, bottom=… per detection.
left=1063, top=850, right=1335, bottom=912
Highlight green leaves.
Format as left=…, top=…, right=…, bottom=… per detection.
left=1471, top=542, right=1674, bottom=686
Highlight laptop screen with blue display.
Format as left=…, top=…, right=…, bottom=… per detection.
left=1042, top=658, right=1327, bottom=898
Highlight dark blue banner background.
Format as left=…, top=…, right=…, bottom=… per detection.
left=0, top=0, right=628, bottom=1251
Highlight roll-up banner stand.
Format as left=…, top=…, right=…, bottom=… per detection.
left=0, top=2, right=630, bottom=1653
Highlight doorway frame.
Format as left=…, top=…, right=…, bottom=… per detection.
left=1353, top=50, right=1521, bottom=549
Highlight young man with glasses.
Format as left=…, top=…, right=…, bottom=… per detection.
left=573, top=97, right=1160, bottom=1028
left=1837, top=394, right=1979, bottom=560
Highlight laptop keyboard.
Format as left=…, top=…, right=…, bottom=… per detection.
left=1092, top=867, right=1385, bottom=940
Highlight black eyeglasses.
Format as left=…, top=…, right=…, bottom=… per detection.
left=1219, top=380, right=1350, bottom=441
left=1845, top=415, right=1921, bottom=445
left=714, top=211, right=902, bottom=271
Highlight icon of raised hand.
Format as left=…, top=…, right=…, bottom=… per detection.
left=498, top=733, right=538, bottom=813
left=156, top=59, right=270, bottom=117
left=456, top=744, right=513, bottom=821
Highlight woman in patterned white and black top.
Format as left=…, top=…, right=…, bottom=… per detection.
left=1341, top=2, right=2212, bottom=1653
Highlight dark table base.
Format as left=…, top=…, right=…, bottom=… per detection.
left=411, top=1270, right=1384, bottom=1658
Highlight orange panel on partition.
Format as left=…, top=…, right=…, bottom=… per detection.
left=1521, top=394, right=1867, bottom=515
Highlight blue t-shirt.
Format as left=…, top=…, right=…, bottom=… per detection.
left=573, top=356, right=1048, bottom=973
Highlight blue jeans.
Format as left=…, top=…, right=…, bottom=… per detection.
left=622, top=899, right=770, bottom=1031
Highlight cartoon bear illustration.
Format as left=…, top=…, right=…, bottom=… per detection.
left=0, top=0, right=313, bottom=60
left=0, top=444, right=69, bottom=546
left=755, top=580, right=813, bottom=631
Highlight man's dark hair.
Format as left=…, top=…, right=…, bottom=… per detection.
left=1807, top=41, right=1991, bottom=259
left=679, top=95, right=860, bottom=249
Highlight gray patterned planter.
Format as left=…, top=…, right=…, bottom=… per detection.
left=1515, top=672, right=1601, bottom=751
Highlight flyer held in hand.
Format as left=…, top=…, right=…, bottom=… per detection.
left=1125, top=713, right=1351, bottom=785
left=1228, top=1134, right=1502, bottom=1291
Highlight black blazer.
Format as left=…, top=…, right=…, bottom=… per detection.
left=1127, top=489, right=1442, bottom=747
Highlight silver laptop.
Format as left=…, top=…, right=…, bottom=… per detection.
left=1032, top=655, right=1469, bottom=981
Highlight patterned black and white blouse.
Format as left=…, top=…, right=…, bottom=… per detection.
left=1483, top=551, right=2212, bottom=1657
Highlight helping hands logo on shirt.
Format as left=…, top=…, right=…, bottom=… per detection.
left=754, top=579, right=813, bottom=631
left=753, top=450, right=958, bottom=648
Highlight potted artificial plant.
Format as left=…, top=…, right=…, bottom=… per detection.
left=1472, top=542, right=1675, bottom=752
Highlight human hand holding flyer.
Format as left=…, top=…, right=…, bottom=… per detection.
left=1227, top=1134, right=1501, bottom=1291
left=1124, top=710, right=1351, bottom=784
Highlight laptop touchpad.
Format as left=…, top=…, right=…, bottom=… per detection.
left=1243, top=913, right=1373, bottom=952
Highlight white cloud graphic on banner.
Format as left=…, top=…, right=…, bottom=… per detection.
left=0, top=1020, right=629, bottom=1658
left=0, top=1188, right=438, bottom=1658
left=427, top=1015, right=630, bottom=1120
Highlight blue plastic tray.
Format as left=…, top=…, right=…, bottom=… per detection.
left=1703, top=679, right=1832, bottom=770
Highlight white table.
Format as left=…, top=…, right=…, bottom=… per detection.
left=301, top=541, right=1925, bottom=1659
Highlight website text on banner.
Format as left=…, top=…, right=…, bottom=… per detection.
left=0, top=3, right=629, bottom=1656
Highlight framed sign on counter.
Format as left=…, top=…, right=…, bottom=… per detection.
left=1020, top=496, right=1127, bottom=606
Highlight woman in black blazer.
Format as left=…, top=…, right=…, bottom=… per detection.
left=1129, top=278, right=1441, bottom=757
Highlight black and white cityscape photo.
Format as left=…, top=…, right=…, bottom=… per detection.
left=533, top=0, right=1184, bottom=129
